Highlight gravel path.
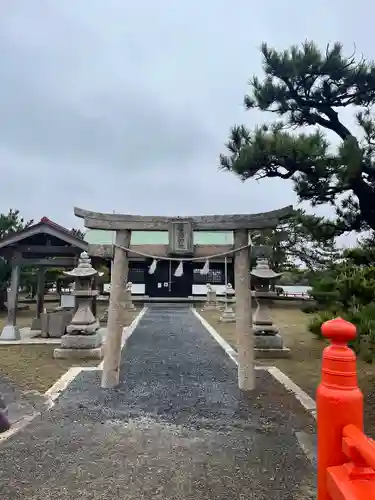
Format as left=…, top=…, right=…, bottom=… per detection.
left=0, top=305, right=315, bottom=499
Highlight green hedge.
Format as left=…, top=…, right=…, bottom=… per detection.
left=308, top=302, right=375, bottom=362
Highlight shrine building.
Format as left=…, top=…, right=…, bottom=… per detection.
left=85, top=229, right=238, bottom=298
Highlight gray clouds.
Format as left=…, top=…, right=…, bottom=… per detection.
left=0, top=0, right=374, bottom=229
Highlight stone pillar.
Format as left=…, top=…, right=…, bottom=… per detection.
left=234, top=229, right=254, bottom=391
left=0, top=256, right=21, bottom=340
left=101, top=230, right=131, bottom=389
left=31, top=267, right=45, bottom=330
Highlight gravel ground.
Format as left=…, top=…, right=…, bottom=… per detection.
left=0, top=305, right=316, bottom=500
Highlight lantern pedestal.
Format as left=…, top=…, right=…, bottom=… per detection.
left=201, top=287, right=219, bottom=311
left=252, top=293, right=290, bottom=358
left=122, top=282, right=135, bottom=310
left=60, top=332, right=102, bottom=349
left=252, top=294, right=279, bottom=335
left=220, top=304, right=235, bottom=323
left=250, top=255, right=291, bottom=360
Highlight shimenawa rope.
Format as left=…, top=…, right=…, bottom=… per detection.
left=114, top=243, right=251, bottom=262
left=114, top=242, right=252, bottom=277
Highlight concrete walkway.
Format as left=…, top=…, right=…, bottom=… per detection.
left=0, top=305, right=315, bottom=499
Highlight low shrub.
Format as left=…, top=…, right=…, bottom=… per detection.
left=308, top=310, right=336, bottom=338
left=301, top=303, right=320, bottom=314
left=308, top=302, right=375, bottom=362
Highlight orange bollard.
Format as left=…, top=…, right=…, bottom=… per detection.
left=317, top=317, right=364, bottom=500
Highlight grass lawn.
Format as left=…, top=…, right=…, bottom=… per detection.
left=200, top=306, right=375, bottom=438
left=0, top=345, right=99, bottom=393
left=0, top=300, right=141, bottom=393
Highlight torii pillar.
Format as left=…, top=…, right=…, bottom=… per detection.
left=234, top=229, right=254, bottom=391
left=101, top=230, right=131, bottom=388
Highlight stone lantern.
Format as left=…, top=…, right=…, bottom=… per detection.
left=251, top=258, right=282, bottom=292
left=251, top=258, right=290, bottom=357
left=123, top=281, right=135, bottom=310
left=53, top=252, right=102, bottom=359
left=220, top=283, right=236, bottom=323
left=201, top=283, right=219, bottom=311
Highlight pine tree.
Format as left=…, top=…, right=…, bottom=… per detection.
left=253, top=209, right=339, bottom=271
left=0, top=210, right=33, bottom=310
left=220, top=41, right=375, bottom=234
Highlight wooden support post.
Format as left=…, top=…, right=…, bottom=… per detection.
left=234, top=229, right=254, bottom=391
left=101, top=230, right=131, bottom=388
left=36, top=267, right=45, bottom=318
left=0, top=256, right=21, bottom=340
left=30, top=267, right=46, bottom=331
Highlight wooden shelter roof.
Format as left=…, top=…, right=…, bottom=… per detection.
left=0, top=217, right=88, bottom=255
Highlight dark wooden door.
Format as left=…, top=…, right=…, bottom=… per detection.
left=170, top=261, right=193, bottom=298
left=145, top=260, right=193, bottom=298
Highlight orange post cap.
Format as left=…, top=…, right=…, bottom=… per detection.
left=321, top=317, right=357, bottom=343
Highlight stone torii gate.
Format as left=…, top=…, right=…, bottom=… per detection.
left=74, top=205, right=293, bottom=391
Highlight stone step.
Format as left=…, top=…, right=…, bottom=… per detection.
left=3, top=390, right=52, bottom=425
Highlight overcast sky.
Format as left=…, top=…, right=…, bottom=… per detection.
left=0, top=1, right=373, bottom=231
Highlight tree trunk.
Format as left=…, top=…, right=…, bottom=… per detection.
left=352, top=178, right=375, bottom=231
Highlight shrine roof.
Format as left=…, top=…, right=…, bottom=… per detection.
left=0, top=217, right=88, bottom=253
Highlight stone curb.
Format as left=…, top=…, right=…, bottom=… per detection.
left=0, top=338, right=61, bottom=345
